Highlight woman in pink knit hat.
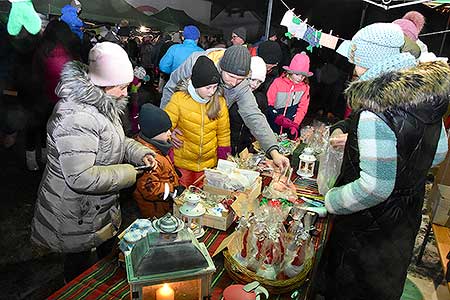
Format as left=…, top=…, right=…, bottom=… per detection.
left=266, top=52, right=312, bottom=139
left=392, top=11, right=425, bottom=59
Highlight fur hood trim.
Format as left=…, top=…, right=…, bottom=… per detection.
left=346, top=61, right=450, bottom=113
left=175, top=79, right=190, bottom=93
left=55, top=61, right=128, bottom=122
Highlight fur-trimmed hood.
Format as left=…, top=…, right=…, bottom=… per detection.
left=346, top=62, right=450, bottom=117
left=174, top=78, right=190, bottom=93
left=55, top=61, right=127, bottom=122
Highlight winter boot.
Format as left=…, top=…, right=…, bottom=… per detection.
left=26, top=150, right=39, bottom=171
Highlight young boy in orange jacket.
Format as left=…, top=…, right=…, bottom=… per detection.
left=133, top=103, right=184, bottom=218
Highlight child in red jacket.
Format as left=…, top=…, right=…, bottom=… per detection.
left=266, top=52, right=312, bottom=139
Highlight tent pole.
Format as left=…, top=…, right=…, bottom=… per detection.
left=265, top=0, right=273, bottom=40
left=359, top=3, right=369, bottom=29
left=438, top=14, right=450, bottom=56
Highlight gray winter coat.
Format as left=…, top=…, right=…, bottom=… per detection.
left=160, top=48, right=279, bottom=156
left=31, top=61, right=154, bottom=253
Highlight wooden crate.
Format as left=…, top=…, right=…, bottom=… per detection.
left=432, top=224, right=450, bottom=292
left=173, top=203, right=235, bottom=231
left=428, top=183, right=450, bottom=227
left=174, top=177, right=262, bottom=231
left=203, top=176, right=262, bottom=202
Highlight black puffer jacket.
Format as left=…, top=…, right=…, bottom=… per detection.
left=319, top=61, right=450, bottom=300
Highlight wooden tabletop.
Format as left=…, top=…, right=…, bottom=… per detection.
left=432, top=223, right=450, bottom=291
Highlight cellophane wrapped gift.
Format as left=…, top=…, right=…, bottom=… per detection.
left=300, top=121, right=329, bottom=155
left=230, top=204, right=314, bottom=281
left=317, top=139, right=344, bottom=195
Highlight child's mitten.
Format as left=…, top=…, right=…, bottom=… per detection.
left=217, top=146, right=231, bottom=160
left=7, top=0, right=41, bottom=36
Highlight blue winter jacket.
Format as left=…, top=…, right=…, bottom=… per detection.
left=60, top=5, right=84, bottom=40
left=159, top=39, right=203, bottom=74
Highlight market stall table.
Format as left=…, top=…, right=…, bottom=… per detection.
left=48, top=219, right=328, bottom=300
left=49, top=168, right=329, bottom=300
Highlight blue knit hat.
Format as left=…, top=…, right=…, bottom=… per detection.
left=337, top=23, right=417, bottom=81
left=183, top=25, right=200, bottom=40
left=337, top=23, right=405, bottom=70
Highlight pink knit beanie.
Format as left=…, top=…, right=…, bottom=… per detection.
left=88, top=42, right=133, bottom=87
left=403, top=11, right=425, bottom=33
left=392, top=11, right=425, bottom=41
left=392, top=19, right=419, bottom=41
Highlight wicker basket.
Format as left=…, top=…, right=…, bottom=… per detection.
left=223, top=249, right=313, bottom=294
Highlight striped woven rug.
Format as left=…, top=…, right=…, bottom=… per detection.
left=48, top=225, right=322, bottom=300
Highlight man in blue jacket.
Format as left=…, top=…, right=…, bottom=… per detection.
left=60, top=0, right=84, bottom=40
left=159, top=25, right=203, bottom=74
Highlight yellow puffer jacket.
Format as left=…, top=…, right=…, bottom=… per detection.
left=165, top=91, right=230, bottom=172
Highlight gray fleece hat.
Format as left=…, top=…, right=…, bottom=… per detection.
left=220, top=45, right=251, bottom=76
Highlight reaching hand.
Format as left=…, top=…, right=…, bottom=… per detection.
left=290, top=122, right=299, bottom=140
left=171, top=128, right=184, bottom=149
left=142, top=153, right=157, bottom=169
left=330, top=133, right=348, bottom=151
left=270, top=149, right=291, bottom=171
left=274, top=114, right=285, bottom=127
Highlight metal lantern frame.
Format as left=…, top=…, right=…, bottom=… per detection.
left=179, top=186, right=207, bottom=239
left=297, top=147, right=317, bottom=178
left=125, top=229, right=216, bottom=300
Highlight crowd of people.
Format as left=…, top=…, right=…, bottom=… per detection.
left=1, top=2, right=450, bottom=299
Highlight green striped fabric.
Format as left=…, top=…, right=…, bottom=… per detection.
left=49, top=220, right=328, bottom=300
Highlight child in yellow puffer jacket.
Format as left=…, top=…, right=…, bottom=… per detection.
left=164, top=56, right=231, bottom=187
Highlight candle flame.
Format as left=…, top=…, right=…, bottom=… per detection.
left=161, top=283, right=171, bottom=292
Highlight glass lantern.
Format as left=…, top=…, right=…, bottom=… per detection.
left=297, top=147, right=316, bottom=178
left=125, top=213, right=216, bottom=300
left=179, top=188, right=206, bottom=239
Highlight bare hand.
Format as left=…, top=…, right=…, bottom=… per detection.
left=330, top=133, right=348, bottom=150
left=270, top=150, right=291, bottom=172
left=142, top=154, right=157, bottom=169
left=171, top=128, right=183, bottom=149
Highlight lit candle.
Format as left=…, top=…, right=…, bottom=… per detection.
left=156, top=283, right=174, bottom=300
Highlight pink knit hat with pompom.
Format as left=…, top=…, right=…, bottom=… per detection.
left=392, top=19, right=419, bottom=41
left=393, top=11, right=425, bottom=41
left=403, top=11, right=425, bottom=33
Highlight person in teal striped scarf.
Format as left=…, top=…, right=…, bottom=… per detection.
left=316, top=23, right=450, bottom=300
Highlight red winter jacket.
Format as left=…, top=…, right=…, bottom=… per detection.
left=43, top=44, right=74, bottom=103
left=266, top=75, right=310, bottom=125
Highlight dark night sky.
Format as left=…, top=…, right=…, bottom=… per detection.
left=209, top=0, right=449, bottom=57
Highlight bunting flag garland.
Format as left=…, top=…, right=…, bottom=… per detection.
left=281, top=10, right=308, bottom=40
left=319, top=32, right=339, bottom=50
left=280, top=9, right=294, bottom=27
left=303, top=26, right=321, bottom=52
left=280, top=8, right=342, bottom=52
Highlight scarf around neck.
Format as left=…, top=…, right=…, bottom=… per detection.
left=149, top=139, right=172, bottom=156
left=187, top=81, right=210, bottom=104
left=139, top=132, right=172, bottom=156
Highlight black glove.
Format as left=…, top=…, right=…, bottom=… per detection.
left=173, top=185, right=185, bottom=198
